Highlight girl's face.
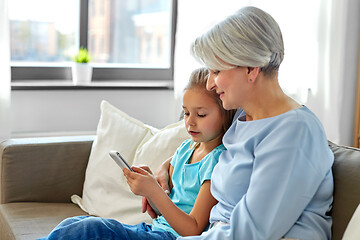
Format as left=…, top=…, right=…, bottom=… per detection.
left=182, top=87, right=224, bottom=144
left=207, top=66, right=250, bottom=110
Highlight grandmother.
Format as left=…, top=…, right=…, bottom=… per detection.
left=150, top=6, right=334, bottom=240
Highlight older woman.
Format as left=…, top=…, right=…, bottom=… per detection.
left=149, top=6, right=334, bottom=240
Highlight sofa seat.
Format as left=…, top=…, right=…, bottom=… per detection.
left=0, top=202, right=88, bottom=240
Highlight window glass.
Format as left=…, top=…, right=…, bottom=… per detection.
left=9, top=0, right=175, bottom=81
left=88, top=0, right=172, bottom=68
left=9, top=0, right=78, bottom=63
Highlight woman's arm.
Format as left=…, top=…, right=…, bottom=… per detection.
left=155, top=157, right=172, bottom=191
left=124, top=167, right=217, bottom=236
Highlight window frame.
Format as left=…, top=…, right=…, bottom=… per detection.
left=11, top=0, right=177, bottom=82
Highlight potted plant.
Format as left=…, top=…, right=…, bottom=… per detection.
left=72, top=47, right=92, bottom=85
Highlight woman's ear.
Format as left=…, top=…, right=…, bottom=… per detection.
left=247, top=67, right=260, bottom=82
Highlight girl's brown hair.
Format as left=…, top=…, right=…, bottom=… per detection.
left=185, top=68, right=236, bottom=134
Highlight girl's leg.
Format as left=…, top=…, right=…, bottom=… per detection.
left=52, top=215, right=89, bottom=228
left=121, top=222, right=177, bottom=240
left=38, top=216, right=124, bottom=240
left=38, top=216, right=177, bottom=240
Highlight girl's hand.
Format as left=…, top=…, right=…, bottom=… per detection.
left=123, top=166, right=162, bottom=198
left=136, top=159, right=172, bottom=218
left=137, top=164, right=153, bottom=174
left=136, top=165, right=159, bottom=218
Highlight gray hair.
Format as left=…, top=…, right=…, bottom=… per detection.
left=191, top=6, right=284, bottom=76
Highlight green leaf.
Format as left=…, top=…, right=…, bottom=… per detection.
left=73, top=47, right=91, bottom=63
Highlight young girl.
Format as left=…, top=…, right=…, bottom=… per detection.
left=39, top=68, right=235, bottom=240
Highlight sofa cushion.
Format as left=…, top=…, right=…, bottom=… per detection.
left=0, top=202, right=88, bottom=240
left=72, top=100, right=155, bottom=224
left=342, top=203, right=360, bottom=240
left=72, top=101, right=189, bottom=225
left=329, top=141, right=360, bottom=240
left=133, top=120, right=190, bottom=172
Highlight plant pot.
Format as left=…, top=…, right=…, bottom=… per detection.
left=72, top=63, right=93, bottom=85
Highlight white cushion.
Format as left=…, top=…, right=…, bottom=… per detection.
left=342, top=204, right=360, bottom=240
left=133, top=120, right=190, bottom=171
left=72, top=100, right=189, bottom=224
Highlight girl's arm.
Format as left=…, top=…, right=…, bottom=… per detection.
left=124, top=167, right=217, bottom=236
left=140, top=157, right=172, bottom=218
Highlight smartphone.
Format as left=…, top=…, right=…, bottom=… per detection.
left=109, top=150, right=134, bottom=171
left=109, top=151, right=162, bottom=215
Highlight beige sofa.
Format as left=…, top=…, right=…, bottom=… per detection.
left=0, top=136, right=359, bottom=240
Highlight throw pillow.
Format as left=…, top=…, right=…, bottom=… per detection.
left=72, top=100, right=189, bottom=225
left=133, top=120, right=190, bottom=172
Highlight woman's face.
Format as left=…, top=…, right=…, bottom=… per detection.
left=206, top=66, right=250, bottom=110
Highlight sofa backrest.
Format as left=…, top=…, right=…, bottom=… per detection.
left=0, top=136, right=93, bottom=204
left=329, top=141, right=360, bottom=240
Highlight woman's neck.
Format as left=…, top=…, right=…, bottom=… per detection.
left=242, top=75, right=301, bottom=121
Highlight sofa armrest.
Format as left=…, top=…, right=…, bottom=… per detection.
left=0, top=135, right=94, bottom=204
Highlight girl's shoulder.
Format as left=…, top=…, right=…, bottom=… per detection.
left=199, top=144, right=226, bottom=166
left=170, top=139, right=193, bottom=166
left=214, top=143, right=226, bottom=152
left=178, top=139, right=192, bottom=151
left=203, top=144, right=226, bottom=162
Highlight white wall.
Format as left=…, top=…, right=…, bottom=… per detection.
left=11, top=89, right=179, bottom=137
left=11, top=75, right=359, bottom=145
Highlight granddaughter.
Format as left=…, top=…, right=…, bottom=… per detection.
left=39, top=68, right=235, bottom=240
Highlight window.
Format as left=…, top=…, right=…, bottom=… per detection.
left=9, top=0, right=176, bottom=82
left=9, top=0, right=78, bottom=63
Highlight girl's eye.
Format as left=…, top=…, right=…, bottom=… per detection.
left=184, top=112, right=190, bottom=116
left=198, top=114, right=206, bottom=118
left=213, top=70, right=220, bottom=75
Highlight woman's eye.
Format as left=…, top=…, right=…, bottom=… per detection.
left=213, top=70, right=220, bottom=75
left=184, top=112, right=190, bottom=116
left=198, top=114, right=206, bottom=118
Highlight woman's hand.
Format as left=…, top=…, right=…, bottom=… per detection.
left=142, top=197, right=157, bottom=218
left=154, top=158, right=172, bottom=192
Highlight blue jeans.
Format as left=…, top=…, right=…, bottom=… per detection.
left=37, top=216, right=177, bottom=240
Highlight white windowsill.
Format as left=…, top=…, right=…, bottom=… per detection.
left=11, top=80, right=174, bottom=90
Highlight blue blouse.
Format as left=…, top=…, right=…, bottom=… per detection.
left=179, top=106, right=334, bottom=240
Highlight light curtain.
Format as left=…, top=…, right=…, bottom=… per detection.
left=0, top=0, right=11, bottom=141
left=306, top=0, right=360, bottom=145
left=173, top=0, right=360, bottom=145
